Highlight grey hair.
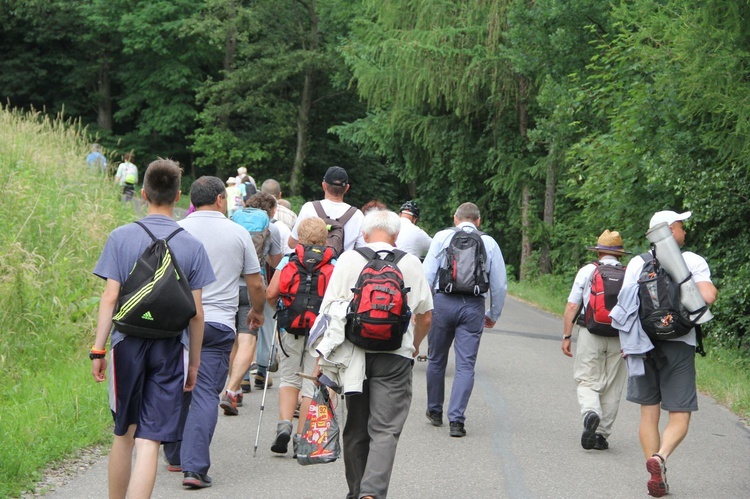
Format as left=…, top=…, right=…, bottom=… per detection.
left=455, top=202, right=480, bottom=222
left=362, top=209, right=401, bottom=237
left=261, top=178, right=281, bottom=197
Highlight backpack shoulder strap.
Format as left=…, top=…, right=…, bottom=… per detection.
left=640, top=251, right=655, bottom=264
left=337, top=205, right=358, bottom=224
left=313, top=201, right=328, bottom=219
left=354, top=247, right=377, bottom=261
left=165, top=227, right=184, bottom=243
left=390, top=249, right=408, bottom=265
left=134, top=220, right=157, bottom=242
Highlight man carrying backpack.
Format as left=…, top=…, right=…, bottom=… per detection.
left=616, top=211, right=717, bottom=498
left=288, top=166, right=365, bottom=255
left=90, top=159, right=216, bottom=498
left=422, top=202, right=507, bottom=437
left=315, top=209, right=433, bottom=499
left=561, top=230, right=630, bottom=451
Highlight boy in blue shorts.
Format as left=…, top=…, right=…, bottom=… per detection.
left=90, top=159, right=215, bottom=499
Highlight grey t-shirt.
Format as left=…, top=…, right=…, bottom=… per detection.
left=93, top=214, right=216, bottom=347
left=179, top=211, right=261, bottom=332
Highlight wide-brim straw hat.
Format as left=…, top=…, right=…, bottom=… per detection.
left=586, top=229, right=631, bottom=256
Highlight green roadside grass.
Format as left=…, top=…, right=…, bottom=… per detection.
left=509, top=276, right=750, bottom=422
left=0, top=108, right=133, bottom=497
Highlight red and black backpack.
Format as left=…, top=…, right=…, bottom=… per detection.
left=276, top=244, right=335, bottom=337
left=577, top=261, right=625, bottom=337
left=345, top=248, right=411, bottom=351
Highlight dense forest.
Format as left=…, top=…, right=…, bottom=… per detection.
left=2, top=0, right=749, bottom=348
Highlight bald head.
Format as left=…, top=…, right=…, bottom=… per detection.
left=261, top=179, right=281, bottom=199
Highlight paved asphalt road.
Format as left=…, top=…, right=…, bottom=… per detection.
left=51, top=297, right=750, bottom=498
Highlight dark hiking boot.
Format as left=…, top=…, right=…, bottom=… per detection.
left=271, top=420, right=293, bottom=454
left=183, top=472, right=212, bottom=489
left=449, top=421, right=466, bottom=437
left=426, top=410, right=443, bottom=427
left=594, top=433, right=609, bottom=450
left=581, top=410, right=600, bottom=449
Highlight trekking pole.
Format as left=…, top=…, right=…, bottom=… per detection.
left=253, top=328, right=278, bottom=457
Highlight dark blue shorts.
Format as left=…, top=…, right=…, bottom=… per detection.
left=110, top=335, right=185, bottom=442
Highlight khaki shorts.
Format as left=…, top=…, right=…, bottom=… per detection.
left=626, top=340, right=698, bottom=411
left=278, top=331, right=316, bottom=398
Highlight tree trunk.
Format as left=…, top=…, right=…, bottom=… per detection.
left=539, top=148, right=556, bottom=274
left=97, top=53, right=112, bottom=131
left=289, top=0, right=319, bottom=196
left=518, top=75, right=532, bottom=281
left=520, top=185, right=533, bottom=280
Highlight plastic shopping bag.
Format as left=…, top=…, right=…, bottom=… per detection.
left=296, top=386, right=340, bottom=465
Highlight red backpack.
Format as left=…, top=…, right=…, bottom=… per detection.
left=276, top=244, right=335, bottom=336
left=579, top=261, right=625, bottom=337
left=345, top=248, right=411, bottom=351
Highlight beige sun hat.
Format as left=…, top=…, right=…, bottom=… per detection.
left=586, top=229, right=631, bottom=256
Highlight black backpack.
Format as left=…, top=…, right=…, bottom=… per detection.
left=577, top=262, right=625, bottom=337
left=112, top=221, right=196, bottom=339
left=437, top=227, right=490, bottom=296
left=313, top=201, right=357, bottom=257
left=637, top=249, right=706, bottom=342
left=345, top=248, right=411, bottom=351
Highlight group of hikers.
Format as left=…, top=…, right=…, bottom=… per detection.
left=88, top=153, right=714, bottom=498
left=561, top=216, right=717, bottom=497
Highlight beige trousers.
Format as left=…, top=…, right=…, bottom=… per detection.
left=573, top=327, right=627, bottom=438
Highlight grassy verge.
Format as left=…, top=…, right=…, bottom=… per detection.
left=510, top=275, right=750, bottom=422
left=0, top=108, right=134, bottom=496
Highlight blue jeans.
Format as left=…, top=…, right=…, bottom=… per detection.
left=164, top=323, right=235, bottom=474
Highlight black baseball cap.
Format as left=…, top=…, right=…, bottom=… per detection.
left=323, top=166, right=349, bottom=186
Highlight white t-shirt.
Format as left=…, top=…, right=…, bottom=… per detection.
left=291, top=199, right=365, bottom=251
left=273, top=218, right=292, bottom=255
left=623, top=251, right=712, bottom=346
left=395, top=217, right=432, bottom=258
left=114, top=161, right=138, bottom=186
left=567, top=255, right=623, bottom=307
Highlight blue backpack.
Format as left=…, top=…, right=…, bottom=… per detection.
left=232, top=207, right=270, bottom=258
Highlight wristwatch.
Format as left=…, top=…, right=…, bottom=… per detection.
left=562, top=334, right=572, bottom=340
left=89, top=347, right=106, bottom=360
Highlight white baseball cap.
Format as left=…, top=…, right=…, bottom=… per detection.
left=227, top=177, right=236, bottom=185
left=649, top=210, right=691, bottom=229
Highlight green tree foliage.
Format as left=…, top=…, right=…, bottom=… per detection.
left=566, top=0, right=750, bottom=345
left=189, top=0, right=390, bottom=202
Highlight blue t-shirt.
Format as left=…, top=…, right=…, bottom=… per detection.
left=86, top=151, right=107, bottom=171
left=93, top=214, right=216, bottom=347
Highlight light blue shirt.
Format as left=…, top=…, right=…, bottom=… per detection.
left=422, top=221, right=507, bottom=322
